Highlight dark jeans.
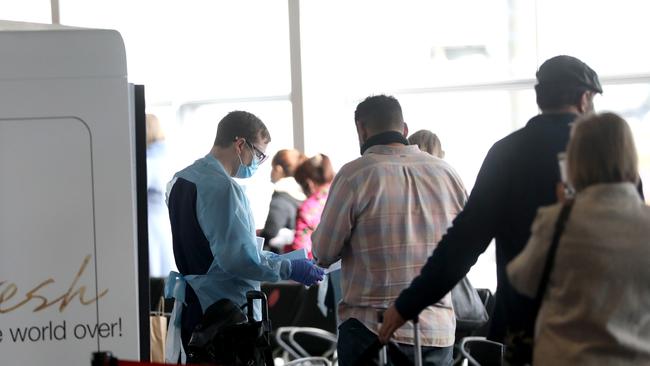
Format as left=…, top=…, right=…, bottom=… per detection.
left=337, top=318, right=453, bottom=366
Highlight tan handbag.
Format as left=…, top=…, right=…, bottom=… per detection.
left=150, top=297, right=168, bottom=363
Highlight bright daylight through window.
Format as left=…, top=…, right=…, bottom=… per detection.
left=45, top=0, right=650, bottom=291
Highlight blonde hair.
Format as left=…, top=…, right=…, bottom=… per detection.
left=146, top=114, right=165, bottom=146
left=408, top=129, right=444, bottom=158
left=567, top=112, right=638, bottom=192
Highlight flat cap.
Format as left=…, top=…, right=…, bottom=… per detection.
left=536, top=55, right=602, bottom=93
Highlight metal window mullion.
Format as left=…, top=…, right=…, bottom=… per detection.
left=288, top=0, right=305, bottom=152
left=51, top=0, right=60, bottom=24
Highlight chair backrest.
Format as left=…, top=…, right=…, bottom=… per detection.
left=283, top=356, right=331, bottom=366
left=460, top=337, right=504, bottom=366
left=275, top=327, right=337, bottom=360
left=262, top=281, right=337, bottom=357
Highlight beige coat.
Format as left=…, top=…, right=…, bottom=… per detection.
left=508, top=183, right=650, bottom=365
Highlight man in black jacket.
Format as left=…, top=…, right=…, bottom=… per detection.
left=378, top=55, right=609, bottom=345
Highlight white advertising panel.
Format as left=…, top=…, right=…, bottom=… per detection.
left=0, top=21, right=140, bottom=365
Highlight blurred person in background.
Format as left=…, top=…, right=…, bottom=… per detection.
left=508, top=112, right=650, bottom=365
left=285, top=153, right=334, bottom=259
left=379, top=56, right=610, bottom=363
left=146, top=113, right=177, bottom=278
left=408, top=129, right=445, bottom=159
left=313, top=95, right=467, bottom=365
left=258, top=149, right=307, bottom=252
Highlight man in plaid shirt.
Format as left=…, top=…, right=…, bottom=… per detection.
left=312, top=95, right=467, bottom=365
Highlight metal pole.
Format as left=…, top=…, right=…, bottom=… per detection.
left=288, top=0, right=305, bottom=152
left=378, top=309, right=388, bottom=365
left=413, top=317, right=422, bottom=366
left=379, top=346, right=388, bottom=365
left=51, top=0, right=60, bottom=24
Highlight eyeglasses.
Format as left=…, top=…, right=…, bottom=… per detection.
left=245, top=140, right=268, bottom=164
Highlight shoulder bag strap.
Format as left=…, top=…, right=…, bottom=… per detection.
left=534, top=199, right=575, bottom=307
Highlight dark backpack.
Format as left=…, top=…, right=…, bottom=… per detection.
left=187, top=291, right=273, bottom=366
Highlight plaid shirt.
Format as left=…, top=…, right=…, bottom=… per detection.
left=312, top=145, right=467, bottom=347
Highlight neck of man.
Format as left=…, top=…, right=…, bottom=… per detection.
left=540, top=105, right=581, bottom=115
left=360, top=129, right=409, bottom=155
left=210, top=145, right=237, bottom=177
left=366, top=129, right=406, bottom=145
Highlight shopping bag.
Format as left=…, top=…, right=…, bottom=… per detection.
left=150, top=297, right=167, bottom=363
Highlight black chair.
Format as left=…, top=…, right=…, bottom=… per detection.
left=454, top=288, right=496, bottom=365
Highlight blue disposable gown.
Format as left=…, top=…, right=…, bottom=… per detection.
left=166, top=154, right=291, bottom=319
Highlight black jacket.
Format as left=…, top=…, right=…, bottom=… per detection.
left=167, top=178, right=213, bottom=350
left=259, top=191, right=302, bottom=244
left=395, top=113, right=644, bottom=341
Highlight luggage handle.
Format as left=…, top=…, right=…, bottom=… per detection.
left=412, top=316, right=422, bottom=366
left=245, top=290, right=269, bottom=322
left=377, top=310, right=423, bottom=366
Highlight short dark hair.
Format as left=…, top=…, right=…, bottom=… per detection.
left=535, top=85, right=589, bottom=110
left=354, top=95, right=404, bottom=132
left=214, top=111, right=271, bottom=147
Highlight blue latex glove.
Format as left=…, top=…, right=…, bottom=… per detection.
left=289, top=259, right=325, bottom=286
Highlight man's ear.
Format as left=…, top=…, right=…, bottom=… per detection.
left=402, top=122, right=409, bottom=138
left=578, top=91, right=592, bottom=114
left=356, top=121, right=368, bottom=144
left=234, top=137, right=245, bottom=154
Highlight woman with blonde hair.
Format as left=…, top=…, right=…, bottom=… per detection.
left=507, top=112, right=650, bottom=365
left=408, top=129, right=444, bottom=158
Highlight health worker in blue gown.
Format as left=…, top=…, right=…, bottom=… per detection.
left=165, top=111, right=323, bottom=356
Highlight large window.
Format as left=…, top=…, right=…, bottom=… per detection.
left=299, top=0, right=533, bottom=170
left=536, top=0, right=650, bottom=75
left=299, top=0, right=650, bottom=186
left=59, top=0, right=291, bottom=102
left=59, top=0, right=294, bottom=227
left=6, top=0, right=650, bottom=290
left=0, top=0, right=51, bottom=23
left=298, top=0, right=650, bottom=290
left=161, top=100, right=294, bottom=226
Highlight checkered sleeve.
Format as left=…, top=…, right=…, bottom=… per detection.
left=311, top=173, right=356, bottom=267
